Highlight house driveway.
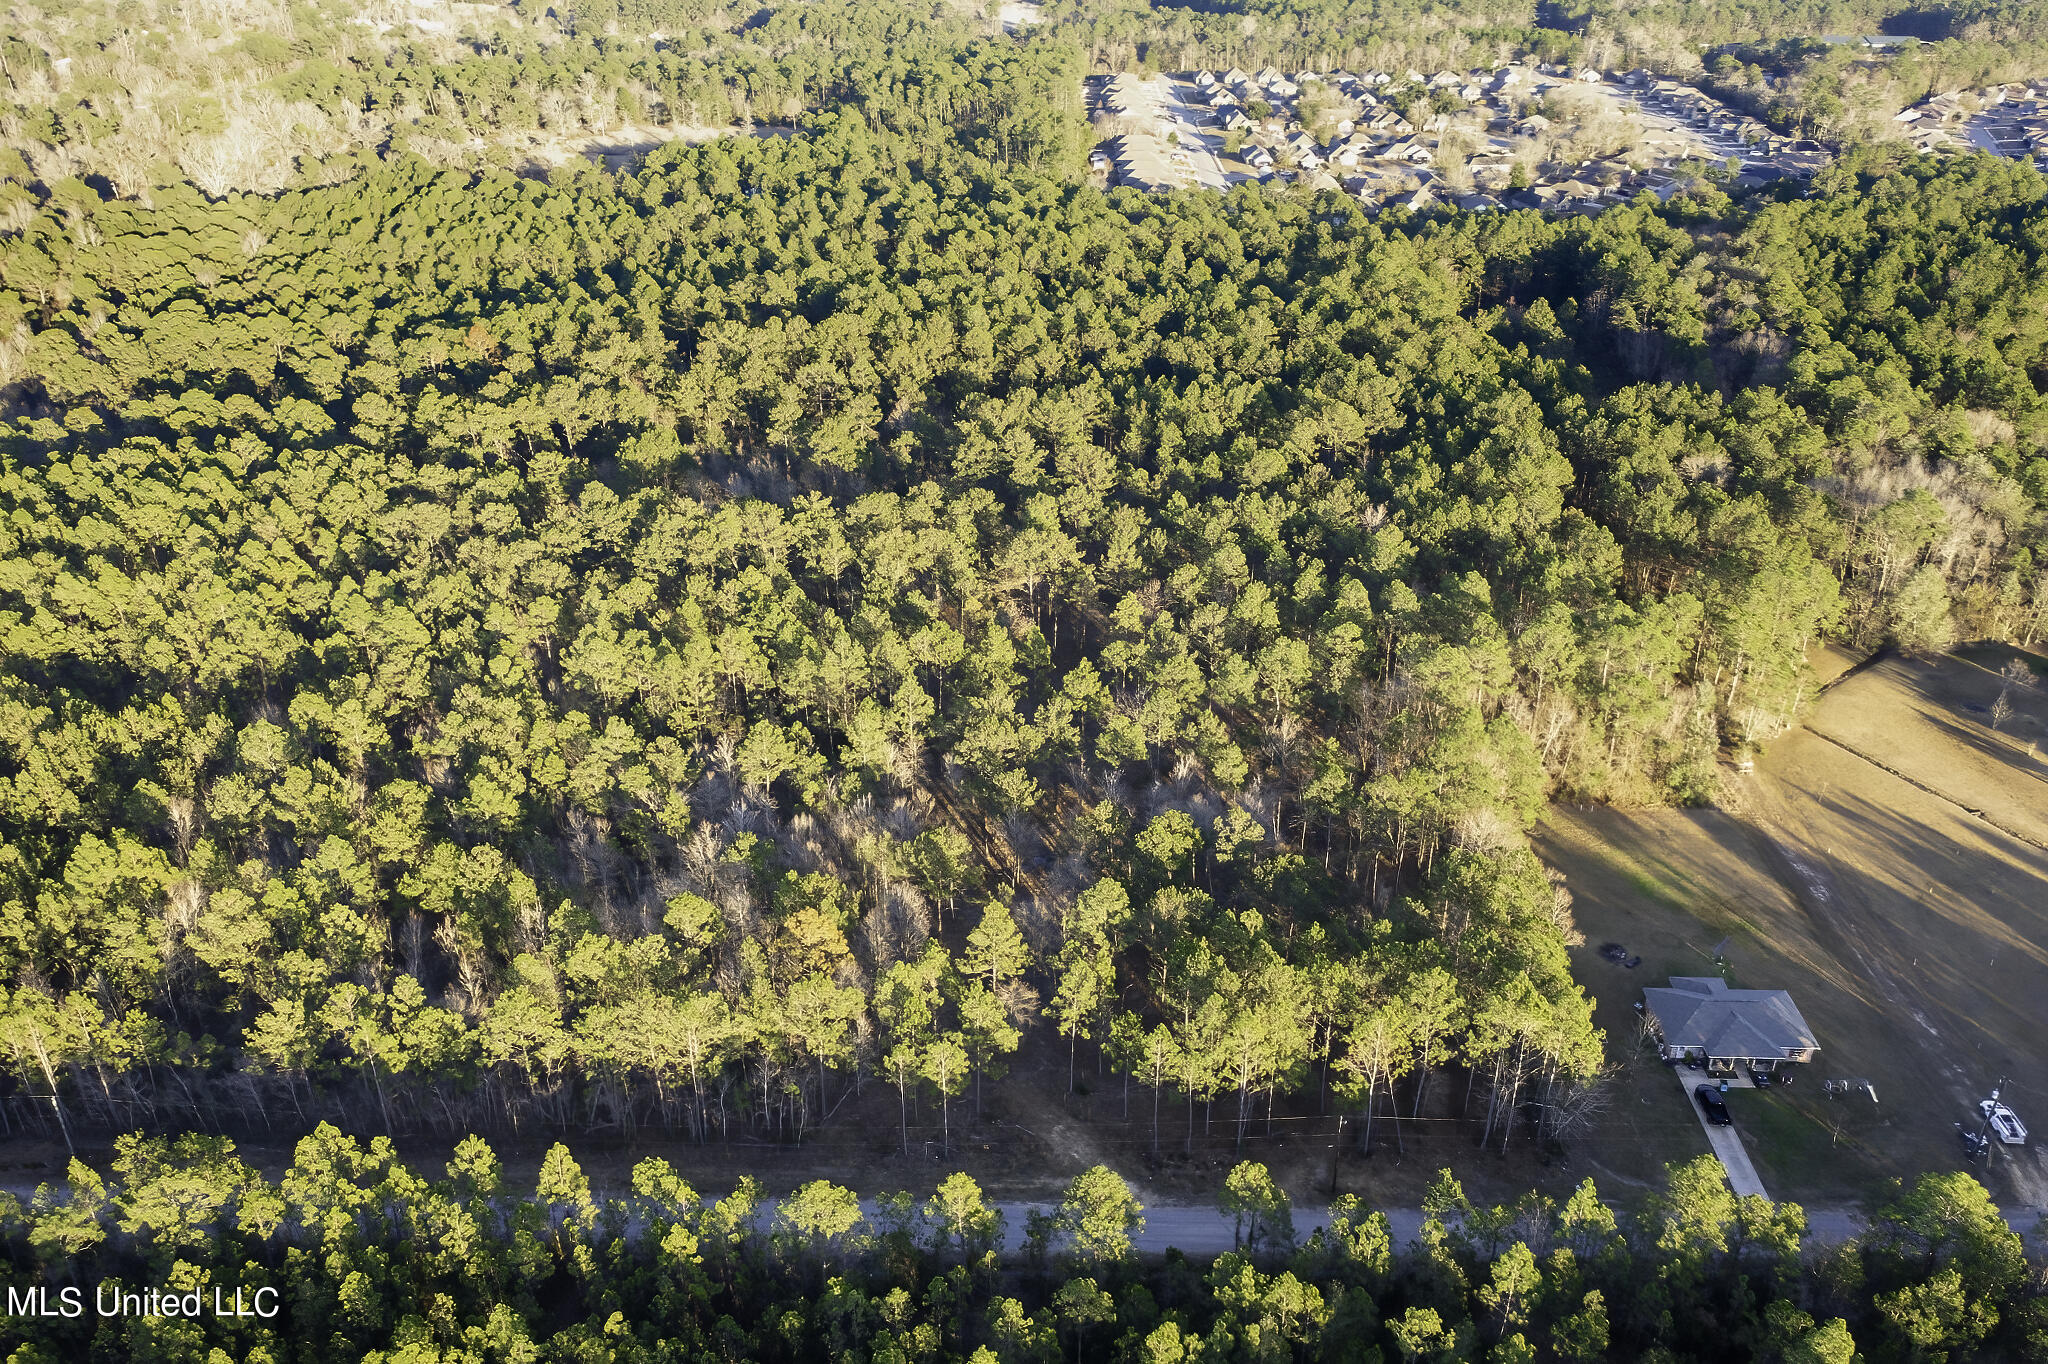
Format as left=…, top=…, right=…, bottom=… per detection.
left=1676, top=1068, right=1771, bottom=1199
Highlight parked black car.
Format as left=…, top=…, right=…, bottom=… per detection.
left=1695, top=1084, right=1733, bottom=1126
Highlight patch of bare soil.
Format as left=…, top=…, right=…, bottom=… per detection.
left=506, top=122, right=797, bottom=174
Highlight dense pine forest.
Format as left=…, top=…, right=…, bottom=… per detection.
left=0, top=120, right=2045, bottom=1161
left=1, top=1133, right=2042, bottom=1361
left=2, top=0, right=2048, bottom=1357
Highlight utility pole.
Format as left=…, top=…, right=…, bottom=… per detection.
left=1980, top=1076, right=2008, bottom=1170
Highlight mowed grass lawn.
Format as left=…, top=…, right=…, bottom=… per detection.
left=1536, top=807, right=1919, bottom=1206
left=1536, top=648, right=2048, bottom=1210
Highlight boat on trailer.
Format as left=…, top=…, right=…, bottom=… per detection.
left=1980, top=1098, right=2028, bottom=1146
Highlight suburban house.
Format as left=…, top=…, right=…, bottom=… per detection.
left=1105, top=75, right=1157, bottom=119
left=1109, top=134, right=1180, bottom=192
left=1469, top=157, right=1516, bottom=189
left=1642, top=977, right=1819, bottom=1078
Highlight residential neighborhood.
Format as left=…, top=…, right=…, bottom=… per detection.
left=1894, top=79, right=2048, bottom=168
left=1086, top=61, right=1841, bottom=214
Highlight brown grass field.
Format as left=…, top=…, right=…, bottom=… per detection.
left=1540, top=644, right=2048, bottom=1210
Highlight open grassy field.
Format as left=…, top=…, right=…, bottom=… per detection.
left=1539, top=644, right=2048, bottom=1210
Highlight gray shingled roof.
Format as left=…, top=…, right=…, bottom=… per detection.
left=1109, top=134, right=1179, bottom=191
left=1643, top=977, right=1818, bottom=1058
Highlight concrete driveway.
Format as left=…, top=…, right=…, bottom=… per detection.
left=1676, top=1068, right=1770, bottom=1199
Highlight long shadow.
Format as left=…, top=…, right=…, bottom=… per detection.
left=1803, top=724, right=2048, bottom=855
left=1775, top=761, right=2048, bottom=934
left=1543, top=788, right=2048, bottom=1200
left=1917, top=711, right=2048, bottom=788
left=1760, top=768, right=2048, bottom=1092
left=1808, top=655, right=2048, bottom=841
left=1892, top=648, right=2048, bottom=732
left=1549, top=808, right=1959, bottom=1195
left=1740, top=787, right=2048, bottom=1205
